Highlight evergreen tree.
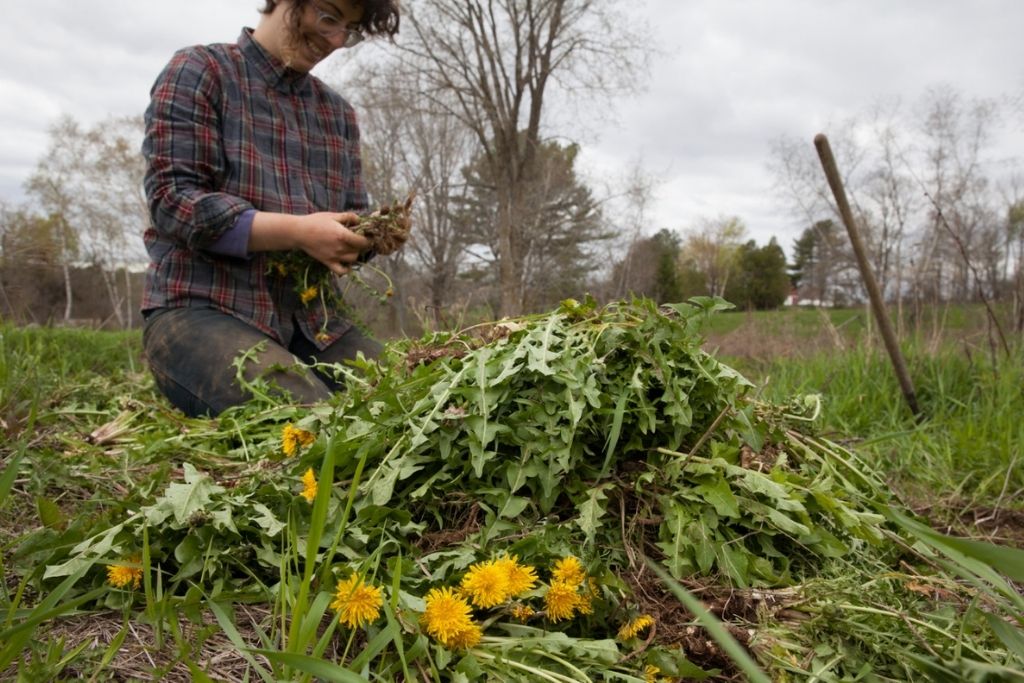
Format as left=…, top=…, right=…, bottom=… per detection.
left=789, top=219, right=844, bottom=304
left=456, top=138, right=608, bottom=312
left=726, top=238, right=791, bottom=309
left=650, top=229, right=683, bottom=303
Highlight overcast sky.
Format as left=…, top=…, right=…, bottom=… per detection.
left=2, top=1, right=1022, bottom=254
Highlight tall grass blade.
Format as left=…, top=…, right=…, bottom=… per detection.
left=297, top=589, right=334, bottom=652
left=0, top=451, right=23, bottom=510
left=86, top=616, right=130, bottom=683
left=349, top=623, right=400, bottom=671
left=251, top=649, right=368, bottom=682
left=0, top=584, right=105, bottom=671
left=984, top=613, right=1024, bottom=661
left=318, top=438, right=375, bottom=588
left=287, top=436, right=336, bottom=654
left=206, top=599, right=275, bottom=683
left=914, top=527, right=1024, bottom=582
left=185, top=660, right=218, bottom=683
left=645, top=558, right=770, bottom=683
left=887, top=507, right=1024, bottom=612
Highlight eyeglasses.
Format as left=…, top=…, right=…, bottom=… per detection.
left=311, top=1, right=365, bottom=48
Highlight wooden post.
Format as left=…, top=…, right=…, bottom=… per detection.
left=814, top=134, right=922, bottom=420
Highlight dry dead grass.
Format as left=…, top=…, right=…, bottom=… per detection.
left=704, top=319, right=845, bottom=361
left=4, top=606, right=278, bottom=682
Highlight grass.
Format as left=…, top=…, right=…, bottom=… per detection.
left=708, top=306, right=1024, bottom=543
left=703, top=300, right=1003, bottom=340
left=1, top=303, right=1022, bottom=681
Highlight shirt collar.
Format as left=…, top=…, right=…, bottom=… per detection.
left=238, top=28, right=310, bottom=94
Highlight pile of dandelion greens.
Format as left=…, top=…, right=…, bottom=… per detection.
left=3, top=297, right=1024, bottom=681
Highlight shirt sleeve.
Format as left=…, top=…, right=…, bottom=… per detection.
left=142, top=47, right=254, bottom=251
left=205, top=209, right=255, bottom=258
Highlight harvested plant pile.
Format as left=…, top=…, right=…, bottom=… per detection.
left=35, top=298, right=1024, bottom=681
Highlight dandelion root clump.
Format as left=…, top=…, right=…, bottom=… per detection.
left=354, top=192, right=414, bottom=255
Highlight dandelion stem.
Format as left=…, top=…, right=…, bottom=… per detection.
left=471, top=650, right=579, bottom=683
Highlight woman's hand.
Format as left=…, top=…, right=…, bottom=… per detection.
left=293, top=212, right=370, bottom=275
left=249, top=211, right=371, bottom=275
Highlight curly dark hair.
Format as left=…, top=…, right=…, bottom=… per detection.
left=258, top=0, right=400, bottom=39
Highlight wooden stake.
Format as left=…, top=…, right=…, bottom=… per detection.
left=814, top=134, right=922, bottom=420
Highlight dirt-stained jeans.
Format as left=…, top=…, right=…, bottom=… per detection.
left=142, top=306, right=381, bottom=417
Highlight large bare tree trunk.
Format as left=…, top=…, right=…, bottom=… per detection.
left=497, top=189, right=518, bottom=316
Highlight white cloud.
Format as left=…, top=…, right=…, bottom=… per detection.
left=570, top=0, right=1024, bottom=251
left=0, top=0, right=1020, bottom=257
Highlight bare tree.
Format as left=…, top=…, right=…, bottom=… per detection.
left=396, top=0, right=647, bottom=316
left=611, top=228, right=682, bottom=303
left=25, top=116, right=82, bottom=322
left=614, top=162, right=658, bottom=299
left=862, top=103, right=920, bottom=302
left=346, top=65, right=477, bottom=329
left=769, top=124, right=871, bottom=304
left=997, top=174, right=1024, bottom=332
left=915, top=87, right=999, bottom=303
left=769, top=122, right=868, bottom=231
left=0, top=203, right=65, bottom=321
left=24, top=114, right=146, bottom=327
left=1010, top=200, right=1024, bottom=332
left=769, top=87, right=1018, bottom=335
left=678, top=215, right=746, bottom=298
left=84, top=115, right=147, bottom=328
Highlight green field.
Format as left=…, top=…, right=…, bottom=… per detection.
left=1, top=301, right=1022, bottom=681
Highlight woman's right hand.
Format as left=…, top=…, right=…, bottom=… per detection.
left=249, top=211, right=371, bottom=275
left=293, top=212, right=371, bottom=275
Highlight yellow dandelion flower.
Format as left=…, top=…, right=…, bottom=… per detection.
left=460, top=560, right=511, bottom=608
left=618, top=614, right=655, bottom=641
left=574, top=577, right=599, bottom=615
left=300, top=286, right=319, bottom=304
left=574, top=589, right=594, bottom=615
left=106, top=557, right=142, bottom=590
left=281, top=424, right=315, bottom=457
left=300, top=468, right=318, bottom=503
left=275, top=262, right=288, bottom=276
left=510, top=604, right=535, bottom=621
left=422, top=587, right=475, bottom=643
left=330, top=575, right=383, bottom=628
left=441, top=622, right=482, bottom=650
left=496, top=555, right=538, bottom=597
left=544, top=580, right=578, bottom=622
left=644, top=664, right=661, bottom=683
left=315, top=332, right=331, bottom=344
left=551, top=556, right=586, bottom=587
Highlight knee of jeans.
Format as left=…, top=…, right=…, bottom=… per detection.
left=240, top=347, right=333, bottom=405
left=149, top=364, right=219, bottom=417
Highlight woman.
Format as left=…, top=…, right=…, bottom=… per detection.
left=141, top=0, right=400, bottom=416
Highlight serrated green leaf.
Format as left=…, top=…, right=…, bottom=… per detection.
left=144, top=463, right=224, bottom=527
left=498, top=495, right=530, bottom=519
left=576, top=485, right=609, bottom=544
left=45, top=521, right=128, bottom=579
left=371, top=463, right=401, bottom=506
left=696, top=477, right=740, bottom=518
left=251, top=503, right=285, bottom=537
left=36, top=496, right=65, bottom=530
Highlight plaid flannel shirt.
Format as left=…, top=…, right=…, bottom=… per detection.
left=141, top=28, right=368, bottom=349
